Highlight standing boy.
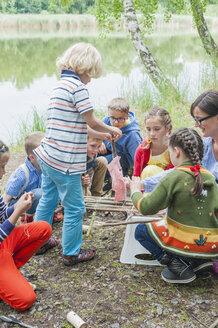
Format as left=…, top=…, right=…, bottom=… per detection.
left=33, top=42, right=122, bottom=265
left=99, top=97, right=142, bottom=190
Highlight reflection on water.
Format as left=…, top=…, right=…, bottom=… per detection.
left=0, top=32, right=217, bottom=144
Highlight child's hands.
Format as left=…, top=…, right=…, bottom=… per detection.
left=110, top=127, right=122, bottom=141
left=14, top=192, right=34, bottom=216
left=82, top=174, right=91, bottom=186
left=129, top=177, right=143, bottom=196
left=98, top=143, right=107, bottom=154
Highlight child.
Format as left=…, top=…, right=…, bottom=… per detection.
left=129, top=128, right=218, bottom=284
left=33, top=42, right=122, bottom=264
left=0, top=140, right=52, bottom=311
left=82, top=136, right=107, bottom=197
left=3, top=131, right=45, bottom=223
left=133, top=106, right=174, bottom=179
left=99, top=97, right=142, bottom=189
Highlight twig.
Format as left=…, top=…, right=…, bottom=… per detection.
left=87, top=295, right=112, bottom=321
left=96, top=218, right=160, bottom=227
left=190, top=313, right=209, bottom=328
left=208, top=318, right=218, bottom=328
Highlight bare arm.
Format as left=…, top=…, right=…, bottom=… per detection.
left=87, top=126, right=111, bottom=142
left=3, top=193, right=12, bottom=204
left=9, top=192, right=33, bottom=225
left=83, top=110, right=122, bottom=140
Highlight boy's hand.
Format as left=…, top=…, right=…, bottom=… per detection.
left=98, top=143, right=107, bottom=154
left=110, top=127, right=122, bottom=141
left=14, top=192, right=34, bottom=215
left=82, top=174, right=91, bottom=186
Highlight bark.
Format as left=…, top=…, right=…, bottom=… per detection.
left=123, top=0, right=175, bottom=92
left=189, top=0, right=218, bottom=57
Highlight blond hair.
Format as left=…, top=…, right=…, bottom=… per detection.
left=56, top=42, right=102, bottom=78
left=108, top=97, right=129, bottom=114
left=24, top=132, right=45, bottom=156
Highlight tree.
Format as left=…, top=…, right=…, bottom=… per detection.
left=56, top=0, right=217, bottom=93
left=189, top=0, right=218, bottom=56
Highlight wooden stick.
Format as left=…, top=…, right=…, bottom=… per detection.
left=208, top=318, right=218, bottom=328
left=96, top=218, right=160, bottom=227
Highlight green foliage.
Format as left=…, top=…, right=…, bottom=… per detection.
left=0, top=0, right=95, bottom=13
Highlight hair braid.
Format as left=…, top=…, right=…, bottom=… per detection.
left=169, top=128, right=204, bottom=196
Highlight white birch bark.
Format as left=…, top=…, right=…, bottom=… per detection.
left=189, top=0, right=218, bottom=57
left=123, top=0, right=175, bottom=91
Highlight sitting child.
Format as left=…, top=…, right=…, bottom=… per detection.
left=0, top=140, right=52, bottom=311
left=82, top=136, right=107, bottom=197
left=133, top=106, right=174, bottom=179
left=99, top=97, right=142, bottom=190
left=129, top=127, right=218, bottom=284
left=3, top=132, right=45, bottom=223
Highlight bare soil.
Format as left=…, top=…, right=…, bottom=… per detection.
left=0, top=151, right=217, bottom=328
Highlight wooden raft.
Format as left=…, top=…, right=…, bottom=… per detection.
left=84, top=196, right=138, bottom=214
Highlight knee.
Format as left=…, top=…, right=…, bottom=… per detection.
left=96, top=156, right=108, bottom=168
left=35, top=221, right=52, bottom=240
left=135, top=223, right=146, bottom=241
left=12, top=290, right=36, bottom=311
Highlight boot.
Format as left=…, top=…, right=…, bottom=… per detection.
left=161, top=257, right=196, bottom=284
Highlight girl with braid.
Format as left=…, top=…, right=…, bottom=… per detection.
left=129, top=128, right=218, bottom=284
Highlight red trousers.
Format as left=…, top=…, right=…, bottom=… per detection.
left=0, top=221, right=52, bottom=311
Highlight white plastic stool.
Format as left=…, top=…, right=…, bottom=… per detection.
left=120, top=216, right=161, bottom=266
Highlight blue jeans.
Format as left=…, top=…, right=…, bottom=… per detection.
left=35, top=159, right=85, bottom=256
left=9, top=188, right=42, bottom=215
left=135, top=223, right=205, bottom=265
left=135, top=223, right=165, bottom=261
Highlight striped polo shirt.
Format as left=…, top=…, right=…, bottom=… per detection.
left=34, top=70, right=93, bottom=175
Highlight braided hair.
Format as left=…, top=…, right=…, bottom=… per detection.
left=144, top=106, right=172, bottom=133
left=169, top=128, right=204, bottom=196
left=0, top=140, right=9, bottom=161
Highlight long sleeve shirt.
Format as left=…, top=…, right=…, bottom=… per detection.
left=132, top=161, right=218, bottom=259
left=0, top=192, right=15, bottom=244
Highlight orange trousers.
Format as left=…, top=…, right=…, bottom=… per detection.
left=0, top=221, right=52, bottom=311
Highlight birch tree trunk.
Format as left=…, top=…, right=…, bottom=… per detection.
left=189, top=0, right=218, bottom=57
left=123, top=0, right=175, bottom=92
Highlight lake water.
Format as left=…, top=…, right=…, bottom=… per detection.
left=0, top=26, right=217, bottom=144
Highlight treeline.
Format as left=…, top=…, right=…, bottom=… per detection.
left=0, top=0, right=95, bottom=14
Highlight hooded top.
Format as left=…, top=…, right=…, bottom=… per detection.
left=102, top=111, right=142, bottom=167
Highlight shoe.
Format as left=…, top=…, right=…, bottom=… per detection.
left=190, top=259, right=213, bottom=273
left=52, top=212, right=63, bottom=223
left=161, top=258, right=196, bottom=284
left=63, top=248, right=95, bottom=266
left=103, top=179, right=112, bottom=192
left=20, top=214, right=34, bottom=224
left=35, top=237, right=59, bottom=255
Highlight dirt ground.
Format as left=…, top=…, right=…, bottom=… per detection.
left=0, top=151, right=217, bottom=328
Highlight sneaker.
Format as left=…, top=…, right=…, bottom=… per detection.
left=161, top=258, right=196, bottom=284
left=20, top=214, right=34, bottom=224
left=35, top=237, right=59, bottom=255
left=52, top=212, right=63, bottom=223
left=63, top=248, right=95, bottom=266
left=103, top=179, right=112, bottom=192
left=190, top=259, right=213, bottom=273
